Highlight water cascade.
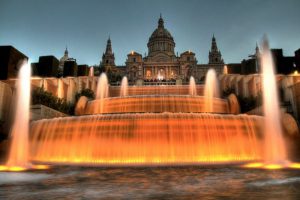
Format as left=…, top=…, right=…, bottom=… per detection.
left=120, top=76, right=128, bottom=97
left=204, top=69, right=220, bottom=112
left=30, top=113, right=263, bottom=165
left=189, top=76, right=197, bottom=96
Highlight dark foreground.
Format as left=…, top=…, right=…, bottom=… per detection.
left=1, top=166, right=300, bottom=199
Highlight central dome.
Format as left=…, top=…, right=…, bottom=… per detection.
left=147, top=15, right=175, bottom=57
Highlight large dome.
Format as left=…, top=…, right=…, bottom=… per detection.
left=147, top=15, right=175, bottom=57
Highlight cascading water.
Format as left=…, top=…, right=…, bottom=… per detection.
left=204, top=69, right=220, bottom=112
left=96, top=73, right=109, bottom=113
left=120, top=76, right=128, bottom=97
left=189, top=76, right=197, bottom=96
left=30, top=113, right=263, bottom=165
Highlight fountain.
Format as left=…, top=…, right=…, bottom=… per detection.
left=0, top=60, right=48, bottom=171
left=189, top=76, right=197, bottom=96
left=120, top=76, right=128, bottom=97
left=243, top=37, right=300, bottom=169
left=223, top=65, right=228, bottom=74
left=204, top=69, right=220, bottom=112
left=57, top=79, right=64, bottom=99
left=89, top=67, right=94, bottom=77
left=261, top=38, right=287, bottom=165
left=95, top=73, right=109, bottom=113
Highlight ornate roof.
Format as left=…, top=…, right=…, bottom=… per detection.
left=148, top=15, right=174, bottom=43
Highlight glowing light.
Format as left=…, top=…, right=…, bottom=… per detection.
left=29, top=113, right=264, bottom=166
left=288, top=163, right=300, bottom=169
left=293, top=70, right=298, bottom=75
left=32, top=165, right=50, bottom=170
left=0, top=165, right=26, bottom=172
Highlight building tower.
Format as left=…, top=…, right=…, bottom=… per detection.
left=59, top=46, right=69, bottom=67
left=208, top=35, right=224, bottom=64
left=101, top=36, right=115, bottom=68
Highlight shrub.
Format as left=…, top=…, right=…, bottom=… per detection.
left=31, top=87, right=75, bottom=115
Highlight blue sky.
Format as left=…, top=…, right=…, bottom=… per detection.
left=0, top=0, right=299, bottom=65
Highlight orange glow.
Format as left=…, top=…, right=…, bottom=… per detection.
left=288, top=163, right=300, bottom=169
left=84, top=95, right=229, bottom=114
left=32, top=165, right=50, bottom=170
left=242, top=162, right=300, bottom=170
left=30, top=113, right=264, bottom=166
left=0, top=165, right=27, bottom=172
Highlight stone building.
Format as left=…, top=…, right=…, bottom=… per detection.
left=100, top=15, right=225, bottom=84
left=0, top=46, right=28, bottom=80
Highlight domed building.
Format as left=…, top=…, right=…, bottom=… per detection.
left=100, top=15, right=225, bottom=84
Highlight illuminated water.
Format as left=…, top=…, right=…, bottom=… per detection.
left=5, top=60, right=31, bottom=169
left=95, top=73, right=109, bottom=113
left=0, top=166, right=300, bottom=199
left=189, top=76, right=197, bottom=96
left=30, top=113, right=263, bottom=165
left=120, top=76, right=128, bottom=97
left=89, top=67, right=94, bottom=77
left=261, top=39, right=287, bottom=164
left=204, top=69, right=220, bottom=112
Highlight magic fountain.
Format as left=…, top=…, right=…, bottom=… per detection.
left=1, top=38, right=300, bottom=169
left=28, top=70, right=266, bottom=166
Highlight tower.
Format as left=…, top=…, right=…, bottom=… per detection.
left=101, top=36, right=115, bottom=68
left=208, top=35, right=224, bottom=64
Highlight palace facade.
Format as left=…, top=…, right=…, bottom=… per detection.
left=100, top=15, right=225, bottom=84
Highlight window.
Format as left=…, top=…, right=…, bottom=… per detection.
left=133, top=58, right=136, bottom=62
left=106, top=60, right=109, bottom=64
left=187, top=56, right=190, bottom=61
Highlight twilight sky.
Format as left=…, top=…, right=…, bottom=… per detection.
left=0, top=0, right=299, bottom=65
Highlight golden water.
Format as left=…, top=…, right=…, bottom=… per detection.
left=30, top=113, right=263, bottom=165
left=84, top=95, right=229, bottom=114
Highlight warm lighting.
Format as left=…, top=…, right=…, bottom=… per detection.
left=293, top=70, right=298, bottom=75
left=223, top=65, right=228, bottom=74
left=242, top=162, right=300, bottom=170
left=131, top=50, right=134, bottom=55
left=32, top=165, right=50, bottom=170
left=0, top=165, right=26, bottom=172
left=29, top=112, right=263, bottom=166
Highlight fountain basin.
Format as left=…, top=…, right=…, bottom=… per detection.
left=77, top=95, right=229, bottom=115
left=109, top=85, right=204, bottom=97
left=30, top=113, right=263, bottom=166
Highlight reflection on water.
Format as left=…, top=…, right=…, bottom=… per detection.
left=1, top=166, right=300, bottom=199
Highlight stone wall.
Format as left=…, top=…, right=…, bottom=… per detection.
left=220, top=74, right=300, bottom=120
left=30, top=104, right=68, bottom=121
left=0, top=81, right=13, bottom=136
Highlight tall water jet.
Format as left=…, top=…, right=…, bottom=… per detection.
left=4, top=60, right=31, bottom=170
left=96, top=73, right=109, bottom=113
left=120, top=76, right=128, bottom=97
left=223, top=65, right=228, bottom=75
left=57, top=79, right=64, bottom=99
left=261, top=37, right=287, bottom=164
left=189, top=76, right=197, bottom=96
left=89, top=67, right=94, bottom=77
left=204, top=69, right=220, bottom=112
